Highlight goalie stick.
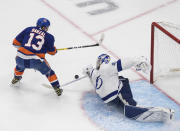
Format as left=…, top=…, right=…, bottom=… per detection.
left=57, top=33, right=104, bottom=51
left=169, top=68, right=180, bottom=72
left=42, top=75, right=87, bottom=89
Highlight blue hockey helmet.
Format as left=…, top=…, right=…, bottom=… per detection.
left=96, top=54, right=111, bottom=69
left=36, top=18, right=50, bottom=31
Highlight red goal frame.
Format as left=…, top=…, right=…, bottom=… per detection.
left=150, top=22, right=180, bottom=83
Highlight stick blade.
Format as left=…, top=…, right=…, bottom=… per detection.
left=98, top=33, right=105, bottom=45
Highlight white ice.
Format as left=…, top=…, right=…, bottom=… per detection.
left=0, top=0, right=180, bottom=131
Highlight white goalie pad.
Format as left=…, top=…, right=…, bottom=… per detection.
left=135, top=107, right=174, bottom=122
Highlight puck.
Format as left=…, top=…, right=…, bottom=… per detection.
left=74, top=75, right=79, bottom=79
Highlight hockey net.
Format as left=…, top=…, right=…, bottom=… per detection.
left=150, top=22, right=180, bottom=84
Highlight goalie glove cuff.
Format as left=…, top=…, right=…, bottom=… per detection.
left=135, top=56, right=151, bottom=74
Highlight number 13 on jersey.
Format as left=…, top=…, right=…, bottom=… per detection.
left=25, top=33, right=44, bottom=50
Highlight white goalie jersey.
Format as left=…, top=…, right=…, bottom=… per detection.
left=89, top=61, right=122, bottom=103
left=85, top=56, right=151, bottom=103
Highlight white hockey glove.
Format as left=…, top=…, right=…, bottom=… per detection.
left=82, top=65, right=93, bottom=76
left=135, top=56, right=151, bottom=74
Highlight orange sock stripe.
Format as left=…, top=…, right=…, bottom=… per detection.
left=13, top=39, right=21, bottom=46
left=14, top=68, right=24, bottom=76
left=48, top=74, right=57, bottom=82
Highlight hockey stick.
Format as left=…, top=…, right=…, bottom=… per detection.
left=42, top=75, right=87, bottom=89
left=57, top=33, right=104, bottom=51
left=169, top=68, right=180, bottom=72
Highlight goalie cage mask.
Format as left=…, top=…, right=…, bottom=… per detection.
left=96, top=54, right=111, bottom=70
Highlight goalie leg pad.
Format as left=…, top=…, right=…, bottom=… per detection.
left=124, top=105, right=174, bottom=122
left=118, top=76, right=137, bottom=106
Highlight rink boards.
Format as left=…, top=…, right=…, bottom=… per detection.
left=82, top=80, right=180, bottom=131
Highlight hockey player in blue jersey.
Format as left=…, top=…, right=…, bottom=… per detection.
left=11, top=18, right=63, bottom=96
left=83, top=54, right=174, bottom=122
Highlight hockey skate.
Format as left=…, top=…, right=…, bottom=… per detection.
left=53, top=86, right=63, bottom=96
left=11, top=76, right=22, bottom=87
left=155, top=107, right=175, bottom=122
left=166, top=108, right=175, bottom=121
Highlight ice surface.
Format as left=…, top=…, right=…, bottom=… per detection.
left=0, top=0, right=180, bottom=131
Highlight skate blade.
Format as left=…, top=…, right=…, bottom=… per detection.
left=10, top=81, right=20, bottom=87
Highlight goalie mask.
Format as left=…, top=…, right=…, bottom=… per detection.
left=96, top=54, right=111, bottom=70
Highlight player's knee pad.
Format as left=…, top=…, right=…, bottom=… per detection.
left=45, top=70, right=55, bottom=77
left=40, top=67, right=51, bottom=75
left=16, top=57, right=26, bottom=69
left=15, top=65, right=25, bottom=72
left=38, top=61, right=51, bottom=75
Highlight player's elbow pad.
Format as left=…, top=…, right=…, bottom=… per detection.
left=47, top=47, right=57, bottom=55
left=47, top=51, right=57, bottom=55
left=13, top=39, right=21, bottom=46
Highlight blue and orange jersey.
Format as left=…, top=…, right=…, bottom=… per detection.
left=13, top=26, right=57, bottom=59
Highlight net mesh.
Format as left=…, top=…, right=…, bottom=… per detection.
left=153, top=22, right=180, bottom=82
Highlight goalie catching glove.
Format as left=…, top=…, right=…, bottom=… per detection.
left=135, top=56, right=151, bottom=74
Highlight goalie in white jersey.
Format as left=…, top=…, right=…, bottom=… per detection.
left=83, top=54, right=174, bottom=122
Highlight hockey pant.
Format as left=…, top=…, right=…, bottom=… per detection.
left=14, top=56, right=60, bottom=87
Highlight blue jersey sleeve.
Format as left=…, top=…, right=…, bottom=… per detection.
left=45, top=34, right=57, bottom=55
left=117, top=59, right=122, bottom=72
left=46, top=35, right=55, bottom=51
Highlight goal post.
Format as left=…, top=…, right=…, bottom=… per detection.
left=150, top=22, right=180, bottom=84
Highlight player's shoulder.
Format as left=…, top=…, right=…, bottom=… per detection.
left=24, top=26, right=35, bottom=31
left=46, top=32, right=54, bottom=39
left=18, top=26, right=33, bottom=34
left=45, top=32, right=54, bottom=43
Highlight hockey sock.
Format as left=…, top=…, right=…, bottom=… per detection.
left=14, top=66, right=24, bottom=79
left=46, top=70, right=60, bottom=88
